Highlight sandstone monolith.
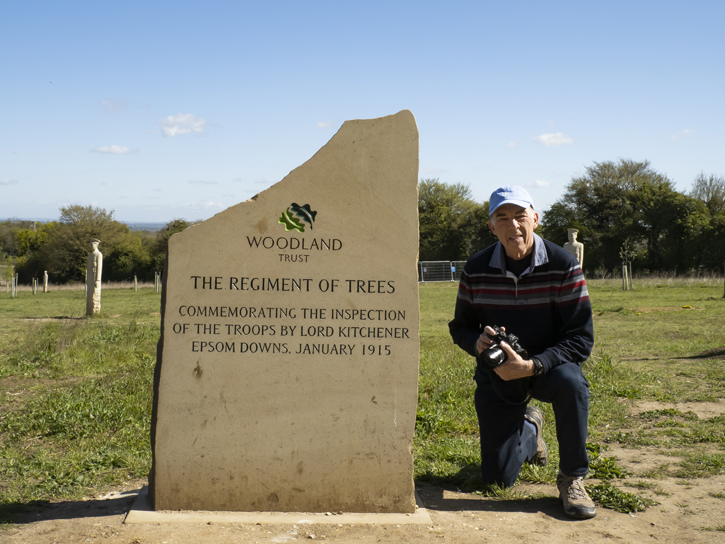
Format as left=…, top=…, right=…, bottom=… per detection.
left=150, top=110, right=420, bottom=513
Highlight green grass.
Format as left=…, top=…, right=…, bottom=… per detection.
left=414, top=280, right=725, bottom=513
left=586, top=481, right=659, bottom=513
left=0, top=288, right=161, bottom=522
left=1, top=280, right=724, bottom=520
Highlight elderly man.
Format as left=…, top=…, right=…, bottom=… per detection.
left=448, top=185, right=596, bottom=519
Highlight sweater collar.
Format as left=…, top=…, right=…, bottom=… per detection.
left=489, top=232, right=548, bottom=275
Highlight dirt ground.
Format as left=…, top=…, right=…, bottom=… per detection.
left=3, top=474, right=724, bottom=544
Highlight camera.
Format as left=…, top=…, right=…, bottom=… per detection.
left=480, top=326, right=529, bottom=369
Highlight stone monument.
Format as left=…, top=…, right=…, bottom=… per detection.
left=563, top=228, right=584, bottom=267
left=86, top=239, right=102, bottom=315
left=150, top=110, right=420, bottom=513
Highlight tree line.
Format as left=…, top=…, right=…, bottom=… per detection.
left=2, top=158, right=723, bottom=284
left=1, top=206, right=191, bottom=284
left=419, top=159, right=725, bottom=274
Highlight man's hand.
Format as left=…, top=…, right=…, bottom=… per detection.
left=492, top=341, right=535, bottom=381
left=475, top=325, right=503, bottom=355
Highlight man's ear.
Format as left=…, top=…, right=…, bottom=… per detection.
left=532, top=212, right=539, bottom=230
left=488, top=219, right=496, bottom=234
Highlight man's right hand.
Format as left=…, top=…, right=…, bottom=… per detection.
left=475, top=325, right=506, bottom=355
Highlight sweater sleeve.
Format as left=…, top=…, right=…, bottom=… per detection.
left=448, top=269, right=484, bottom=358
left=535, top=263, right=594, bottom=372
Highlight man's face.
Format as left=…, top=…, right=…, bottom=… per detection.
left=488, top=204, right=539, bottom=260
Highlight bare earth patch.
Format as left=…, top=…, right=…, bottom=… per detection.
left=633, top=399, right=725, bottom=419
left=3, top=477, right=725, bottom=543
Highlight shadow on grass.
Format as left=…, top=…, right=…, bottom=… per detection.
left=416, top=463, right=567, bottom=517
left=416, top=482, right=569, bottom=520
left=19, top=316, right=85, bottom=322
left=0, top=489, right=140, bottom=525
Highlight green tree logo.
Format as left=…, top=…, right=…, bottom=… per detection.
left=278, top=203, right=317, bottom=233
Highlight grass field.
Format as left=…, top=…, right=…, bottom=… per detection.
left=0, top=278, right=724, bottom=522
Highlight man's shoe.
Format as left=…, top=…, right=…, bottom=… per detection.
left=557, top=472, right=597, bottom=519
left=524, top=406, right=548, bottom=466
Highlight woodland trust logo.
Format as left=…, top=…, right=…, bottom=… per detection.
left=279, top=203, right=317, bottom=233
left=247, top=202, right=341, bottom=255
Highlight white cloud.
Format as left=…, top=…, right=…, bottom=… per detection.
left=184, top=201, right=224, bottom=210
left=189, top=180, right=218, bottom=185
left=153, top=188, right=162, bottom=192
left=1, top=178, right=18, bottom=185
left=160, top=113, right=208, bottom=137
left=101, top=99, right=127, bottom=112
left=671, top=129, right=694, bottom=140
left=316, top=121, right=333, bottom=128
left=90, top=145, right=138, bottom=154
left=530, top=180, right=551, bottom=188
left=533, top=132, right=574, bottom=147
left=254, top=178, right=276, bottom=185
left=504, top=142, right=518, bottom=149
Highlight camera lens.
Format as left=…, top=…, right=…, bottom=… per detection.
left=481, top=346, right=507, bottom=368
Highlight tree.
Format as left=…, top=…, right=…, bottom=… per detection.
left=543, top=159, right=713, bottom=272
left=14, top=222, right=57, bottom=257
left=42, top=205, right=129, bottom=282
left=539, top=202, right=583, bottom=248
left=0, top=220, right=20, bottom=256
left=468, top=200, right=499, bottom=257
left=152, top=219, right=191, bottom=270
left=690, top=172, right=725, bottom=215
left=418, top=179, right=489, bottom=261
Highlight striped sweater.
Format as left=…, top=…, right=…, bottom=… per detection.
left=448, top=233, right=594, bottom=375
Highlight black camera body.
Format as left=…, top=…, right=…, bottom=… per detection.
left=480, top=325, right=529, bottom=369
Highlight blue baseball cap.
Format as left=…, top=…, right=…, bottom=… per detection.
left=489, top=186, right=535, bottom=215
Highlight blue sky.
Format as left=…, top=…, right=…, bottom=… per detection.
left=2, top=1, right=724, bottom=223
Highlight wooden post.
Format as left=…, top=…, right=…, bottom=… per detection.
left=134, top=275, right=138, bottom=292
left=628, top=262, right=633, bottom=290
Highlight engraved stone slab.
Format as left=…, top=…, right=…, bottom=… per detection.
left=150, top=110, right=420, bottom=513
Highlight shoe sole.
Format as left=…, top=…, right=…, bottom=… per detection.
left=563, top=504, right=597, bottom=520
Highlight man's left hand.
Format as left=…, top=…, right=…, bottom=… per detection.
left=492, top=341, right=535, bottom=381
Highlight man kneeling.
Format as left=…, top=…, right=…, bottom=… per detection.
left=448, top=185, right=596, bottom=519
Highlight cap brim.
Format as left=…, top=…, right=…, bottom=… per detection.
left=489, top=199, right=535, bottom=215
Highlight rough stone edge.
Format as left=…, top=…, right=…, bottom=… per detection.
left=124, top=487, right=432, bottom=525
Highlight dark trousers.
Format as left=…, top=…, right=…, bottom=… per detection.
left=474, top=362, right=590, bottom=488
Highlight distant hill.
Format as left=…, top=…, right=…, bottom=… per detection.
left=1, top=218, right=168, bottom=232
left=123, top=222, right=167, bottom=232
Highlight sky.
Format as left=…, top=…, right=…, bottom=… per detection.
left=1, top=1, right=724, bottom=224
